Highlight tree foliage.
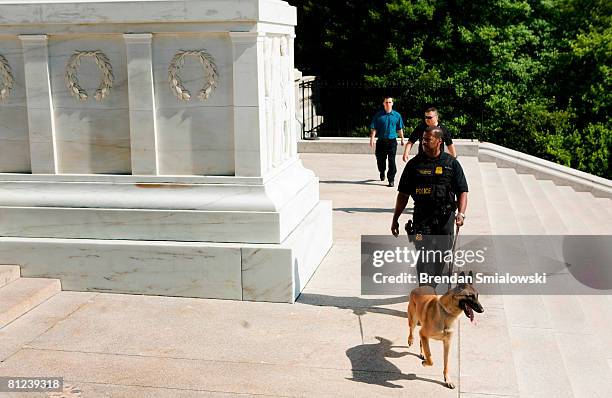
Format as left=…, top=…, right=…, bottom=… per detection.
left=288, top=0, right=611, bottom=178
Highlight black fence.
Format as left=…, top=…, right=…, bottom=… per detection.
left=300, top=79, right=486, bottom=141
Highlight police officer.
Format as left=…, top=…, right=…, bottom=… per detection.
left=402, top=106, right=457, bottom=162
left=391, top=126, right=468, bottom=287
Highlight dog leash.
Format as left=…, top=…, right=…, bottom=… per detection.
left=447, top=223, right=461, bottom=293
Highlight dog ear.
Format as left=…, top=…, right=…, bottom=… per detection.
left=457, top=271, right=466, bottom=289
left=468, top=270, right=474, bottom=285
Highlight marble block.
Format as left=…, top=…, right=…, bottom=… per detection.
left=0, top=0, right=300, bottom=177
left=19, top=34, right=58, bottom=174
left=0, top=39, right=30, bottom=173
left=0, top=1, right=332, bottom=303
left=124, top=33, right=158, bottom=175
left=0, top=1, right=296, bottom=26
left=48, top=34, right=131, bottom=174
left=0, top=238, right=243, bottom=299
left=153, top=33, right=234, bottom=176
left=0, top=207, right=281, bottom=244
left=242, top=200, right=332, bottom=303
left=0, top=159, right=320, bottom=244
left=0, top=201, right=332, bottom=302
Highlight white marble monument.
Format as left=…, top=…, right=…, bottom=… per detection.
left=0, top=0, right=332, bottom=303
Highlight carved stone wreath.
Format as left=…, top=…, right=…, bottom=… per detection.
left=0, top=54, right=15, bottom=103
left=168, top=50, right=218, bottom=102
left=65, top=50, right=114, bottom=101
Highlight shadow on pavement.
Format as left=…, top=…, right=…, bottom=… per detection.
left=320, top=179, right=382, bottom=186
left=297, top=293, right=408, bottom=318
left=345, top=336, right=448, bottom=389
left=333, top=207, right=413, bottom=214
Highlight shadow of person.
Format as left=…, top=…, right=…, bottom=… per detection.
left=345, top=336, right=450, bottom=389
left=297, top=293, right=408, bottom=319
left=320, top=179, right=380, bottom=186
left=333, top=207, right=413, bottom=214
left=345, top=336, right=409, bottom=388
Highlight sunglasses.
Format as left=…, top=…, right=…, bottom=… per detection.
left=424, top=115, right=436, bottom=120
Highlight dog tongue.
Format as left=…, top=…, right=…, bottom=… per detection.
left=467, top=307, right=475, bottom=324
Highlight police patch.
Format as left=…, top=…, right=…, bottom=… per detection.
left=418, top=169, right=432, bottom=175
left=435, top=166, right=443, bottom=174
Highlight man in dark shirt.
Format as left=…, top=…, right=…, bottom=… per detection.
left=402, top=107, right=457, bottom=162
left=392, top=126, right=468, bottom=287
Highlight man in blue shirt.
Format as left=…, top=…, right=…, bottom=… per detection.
left=369, top=96, right=405, bottom=187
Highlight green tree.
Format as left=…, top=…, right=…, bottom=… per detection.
left=288, top=0, right=611, bottom=177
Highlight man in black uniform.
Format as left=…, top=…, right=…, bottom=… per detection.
left=402, top=106, right=457, bottom=162
left=391, top=126, right=468, bottom=287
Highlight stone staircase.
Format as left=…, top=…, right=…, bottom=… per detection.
left=0, top=265, right=61, bottom=329
left=0, top=152, right=610, bottom=397
left=473, top=160, right=612, bottom=398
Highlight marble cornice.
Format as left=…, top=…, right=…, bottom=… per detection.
left=0, top=0, right=296, bottom=26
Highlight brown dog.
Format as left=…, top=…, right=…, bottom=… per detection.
left=407, top=270, right=484, bottom=389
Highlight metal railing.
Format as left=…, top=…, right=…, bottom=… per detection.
left=298, top=78, right=485, bottom=140
left=299, top=78, right=323, bottom=139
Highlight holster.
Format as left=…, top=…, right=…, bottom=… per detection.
left=405, top=219, right=433, bottom=243
left=405, top=220, right=417, bottom=243
left=405, top=219, right=415, bottom=235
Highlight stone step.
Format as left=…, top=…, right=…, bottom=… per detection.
left=539, top=180, right=591, bottom=234
left=554, top=185, right=596, bottom=234
left=561, top=191, right=612, bottom=371
left=517, top=174, right=568, bottom=234
left=562, top=296, right=612, bottom=397
left=573, top=191, right=612, bottom=234
left=496, top=168, right=562, bottom=334
left=515, top=172, right=612, bottom=397
left=457, top=159, right=520, bottom=396
left=462, top=162, right=521, bottom=396
left=504, top=170, right=591, bottom=336
left=479, top=162, right=521, bottom=233
left=0, top=277, right=61, bottom=329
left=500, top=169, right=584, bottom=332
left=481, top=163, right=575, bottom=398
left=0, top=265, right=20, bottom=289
left=574, top=294, right=612, bottom=364
left=498, top=168, right=546, bottom=234
left=0, top=291, right=97, bottom=362
left=457, top=156, right=492, bottom=234
left=593, top=197, right=612, bottom=219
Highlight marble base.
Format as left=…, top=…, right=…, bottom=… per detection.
left=0, top=201, right=332, bottom=303
left=242, top=200, right=332, bottom=302
left=0, top=159, right=319, bottom=244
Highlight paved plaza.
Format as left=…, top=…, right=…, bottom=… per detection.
left=1, top=152, right=611, bottom=397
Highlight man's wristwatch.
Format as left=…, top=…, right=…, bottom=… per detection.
left=456, top=213, right=466, bottom=219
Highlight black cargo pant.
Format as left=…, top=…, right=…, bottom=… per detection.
left=375, top=138, right=397, bottom=182
left=409, top=212, right=455, bottom=289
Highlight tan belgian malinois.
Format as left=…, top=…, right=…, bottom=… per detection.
left=407, top=270, right=484, bottom=389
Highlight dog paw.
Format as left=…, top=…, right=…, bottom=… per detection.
left=445, top=381, right=456, bottom=389
left=421, top=360, right=433, bottom=367
left=407, top=337, right=414, bottom=347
